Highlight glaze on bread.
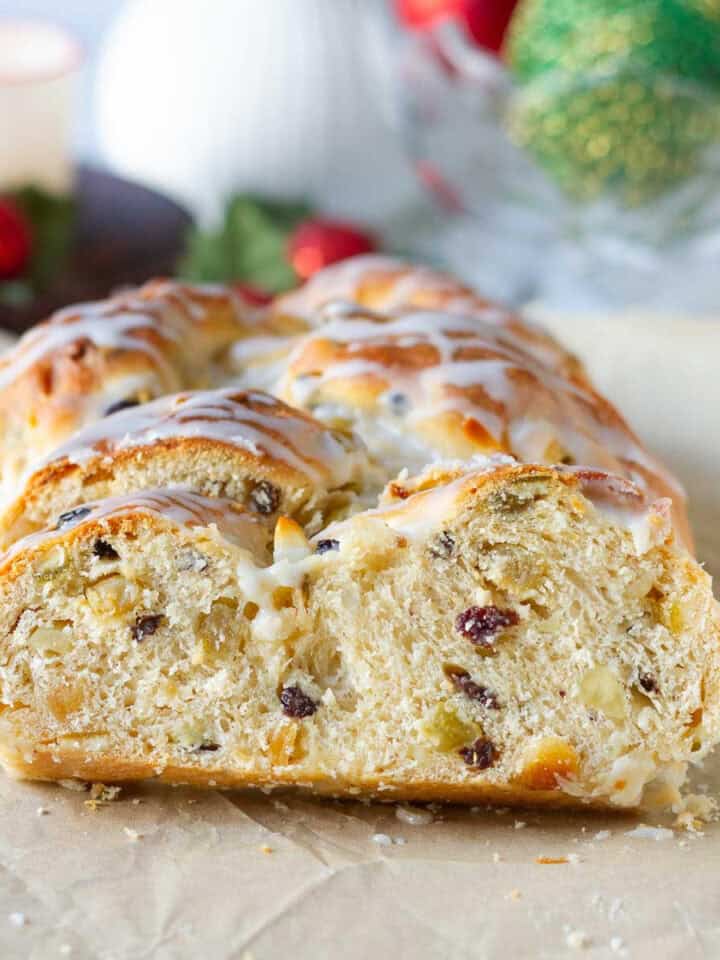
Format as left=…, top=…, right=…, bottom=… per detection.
left=0, top=256, right=715, bottom=809
left=0, top=466, right=715, bottom=807
left=236, top=257, right=689, bottom=544
left=0, top=281, right=257, bottom=496
left=0, top=388, right=373, bottom=548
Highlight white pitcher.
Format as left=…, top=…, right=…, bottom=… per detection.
left=95, top=0, right=413, bottom=224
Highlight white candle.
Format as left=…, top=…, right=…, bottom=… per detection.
left=0, top=20, right=80, bottom=195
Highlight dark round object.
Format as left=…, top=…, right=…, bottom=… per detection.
left=0, top=166, right=192, bottom=334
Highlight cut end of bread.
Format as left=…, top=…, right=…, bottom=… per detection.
left=0, top=465, right=715, bottom=809
left=0, top=263, right=713, bottom=811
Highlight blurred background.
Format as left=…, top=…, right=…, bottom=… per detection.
left=1, top=0, right=720, bottom=330
left=0, top=0, right=120, bottom=158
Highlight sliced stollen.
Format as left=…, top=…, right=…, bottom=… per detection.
left=0, top=388, right=373, bottom=548
left=0, top=463, right=715, bottom=808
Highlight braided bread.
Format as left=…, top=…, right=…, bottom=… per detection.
left=0, top=281, right=269, bottom=497
left=0, top=256, right=715, bottom=810
left=0, top=387, right=373, bottom=549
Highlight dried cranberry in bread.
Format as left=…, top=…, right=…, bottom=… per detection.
left=0, top=255, right=714, bottom=810
left=0, top=466, right=715, bottom=809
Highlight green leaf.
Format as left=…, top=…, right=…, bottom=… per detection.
left=0, top=280, right=33, bottom=307
left=13, top=187, right=75, bottom=290
left=179, top=194, right=312, bottom=292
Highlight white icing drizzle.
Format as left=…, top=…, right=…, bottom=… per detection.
left=275, top=255, right=406, bottom=319
left=33, top=388, right=367, bottom=489
left=0, top=259, right=688, bottom=555
left=317, top=465, right=480, bottom=546
left=273, top=306, right=682, bottom=506
left=2, top=488, right=266, bottom=565
left=320, top=460, right=667, bottom=555
left=276, top=254, right=504, bottom=324
left=0, top=308, right=168, bottom=394
left=0, top=282, right=247, bottom=395
left=227, top=335, right=301, bottom=393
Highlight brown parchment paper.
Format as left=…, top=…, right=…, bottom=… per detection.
left=0, top=313, right=719, bottom=960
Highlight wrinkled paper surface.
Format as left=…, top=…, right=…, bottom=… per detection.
left=0, top=314, right=718, bottom=960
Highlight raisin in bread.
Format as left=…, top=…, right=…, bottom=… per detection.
left=0, top=465, right=715, bottom=808
left=0, top=388, right=374, bottom=548
left=0, top=255, right=715, bottom=809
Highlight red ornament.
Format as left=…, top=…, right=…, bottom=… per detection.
left=395, top=0, right=518, bottom=54
left=288, top=219, right=376, bottom=281
left=0, top=198, right=32, bottom=280
left=232, top=282, right=273, bottom=306
left=395, top=0, right=463, bottom=29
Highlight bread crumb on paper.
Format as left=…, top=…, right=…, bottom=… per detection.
left=371, top=833, right=405, bottom=847
left=608, top=898, right=624, bottom=923
left=565, top=928, right=590, bottom=949
left=624, top=824, right=673, bottom=841
left=673, top=793, right=717, bottom=831
left=123, top=827, right=142, bottom=842
left=395, top=805, right=434, bottom=826
left=85, top=783, right=122, bottom=811
left=492, top=852, right=502, bottom=863
left=36, top=806, right=49, bottom=816
left=536, top=856, right=569, bottom=864
left=514, top=820, right=526, bottom=830
left=58, top=779, right=88, bottom=793
left=506, top=889, right=522, bottom=901
left=259, top=844, right=274, bottom=855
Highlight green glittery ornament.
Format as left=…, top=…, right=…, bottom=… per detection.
left=504, top=0, right=720, bottom=202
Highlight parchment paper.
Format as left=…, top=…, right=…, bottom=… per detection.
left=0, top=313, right=718, bottom=960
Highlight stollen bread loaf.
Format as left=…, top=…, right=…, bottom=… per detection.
left=0, top=255, right=715, bottom=809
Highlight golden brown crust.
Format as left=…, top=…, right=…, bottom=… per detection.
left=0, top=256, right=707, bottom=808
left=0, top=388, right=370, bottom=547
left=1, top=745, right=618, bottom=810
left=0, top=489, right=270, bottom=582
left=273, top=254, right=587, bottom=380
left=271, top=297, right=688, bottom=542
left=0, top=280, right=253, bottom=494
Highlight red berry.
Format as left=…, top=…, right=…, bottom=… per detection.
left=395, top=0, right=518, bottom=54
left=0, top=198, right=32, bottom=279
left=288, top=219, right=376, bottom=280
left=232, top=282, right=273, bottom=306
left=395, top=0, right=463, bottom=29
left=462, top=0, right=518, bottom=54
